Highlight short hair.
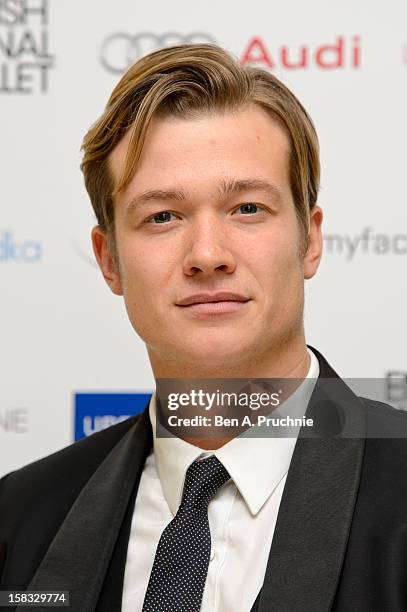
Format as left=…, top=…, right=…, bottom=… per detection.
left=81, top=44, right=320, bottom=259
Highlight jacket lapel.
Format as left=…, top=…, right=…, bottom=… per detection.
left=18, top=406, right=152, bottom=612
left=257, top=348, right=366, bottom=612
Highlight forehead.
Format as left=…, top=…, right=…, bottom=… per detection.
left=109, top=104, right=291, bottom=200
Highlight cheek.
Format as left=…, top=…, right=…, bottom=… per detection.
left=118, top=242, right=174, bottom=309
left=247, top=233, right=302, bottom=290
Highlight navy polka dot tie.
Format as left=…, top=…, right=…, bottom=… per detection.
left=142, top=455, right=231, bottom=612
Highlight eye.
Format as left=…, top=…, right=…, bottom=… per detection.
left=146, top=211, right=178, bottom=224
left=233, top=203, right=264, bottom=215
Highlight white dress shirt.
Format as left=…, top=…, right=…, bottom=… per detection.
left=122, top=348, right=319, bottom=611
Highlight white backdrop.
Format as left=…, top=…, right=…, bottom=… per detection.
left=1, top=0, right=406, bottom=477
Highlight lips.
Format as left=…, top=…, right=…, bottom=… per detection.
left=176, top=292, right=250, bottom=306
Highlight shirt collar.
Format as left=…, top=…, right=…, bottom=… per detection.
left=150, top=348, right=319, bottom=516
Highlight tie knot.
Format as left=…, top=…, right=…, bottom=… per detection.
left=180, top=456, right=230, bottom=509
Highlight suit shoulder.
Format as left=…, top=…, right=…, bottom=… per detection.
left=0, top=414, right=141, bottom=505
left=361, top=396, right=407, bottom=438
left=359, top=398, right=407, bottom=497
left=0, top=413, right=148, bottom=588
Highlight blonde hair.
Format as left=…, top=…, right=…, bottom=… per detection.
left=81, top=44, right=320, bottom=257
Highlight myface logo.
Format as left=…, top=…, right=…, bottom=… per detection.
left=240, top=35, right=361, bottom=70
left=0, top=230, right=43, bottom=262
left=323, top=227, right=407, bottom=260
left=0, top=0, right=54, bottom=94
left=74, top=392, right=152, bottom=441
left=100, top=31, right=216, bottom=74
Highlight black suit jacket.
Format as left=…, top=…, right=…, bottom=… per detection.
left=1, top=347, right=407, bottom=611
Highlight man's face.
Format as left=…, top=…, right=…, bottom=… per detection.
left=93, top=104, right=322, bottom=375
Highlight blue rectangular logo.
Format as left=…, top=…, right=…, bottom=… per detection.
left=74, top=393, right=152, bottom=441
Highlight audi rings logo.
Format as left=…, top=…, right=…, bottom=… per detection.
left=100, top=31, right=217, bottom=74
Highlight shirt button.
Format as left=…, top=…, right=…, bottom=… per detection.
left=210, top=549, right=216, bottom=561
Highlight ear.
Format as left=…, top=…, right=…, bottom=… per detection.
left=91, top=226, right=123, bottom=295
left=303, top=205, right=323, bottom=280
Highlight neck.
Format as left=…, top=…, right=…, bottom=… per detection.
left=149, top=334, right=310, bottom=379
left=150, top=336, right=311, bottom=450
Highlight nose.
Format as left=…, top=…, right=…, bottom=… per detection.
left=182, top=215, right=236, bottom=277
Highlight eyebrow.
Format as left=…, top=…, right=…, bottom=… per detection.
left=125, top=189, right=186, bottom=216
left=124, top=178, right=282, bottom=216
left=217, top=178, right=283, bottom=203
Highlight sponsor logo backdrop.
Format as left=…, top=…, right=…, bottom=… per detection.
left=1, top=0, right=406, bottom=475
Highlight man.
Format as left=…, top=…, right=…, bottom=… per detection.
left=1, top=44, right=407, bottom=612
